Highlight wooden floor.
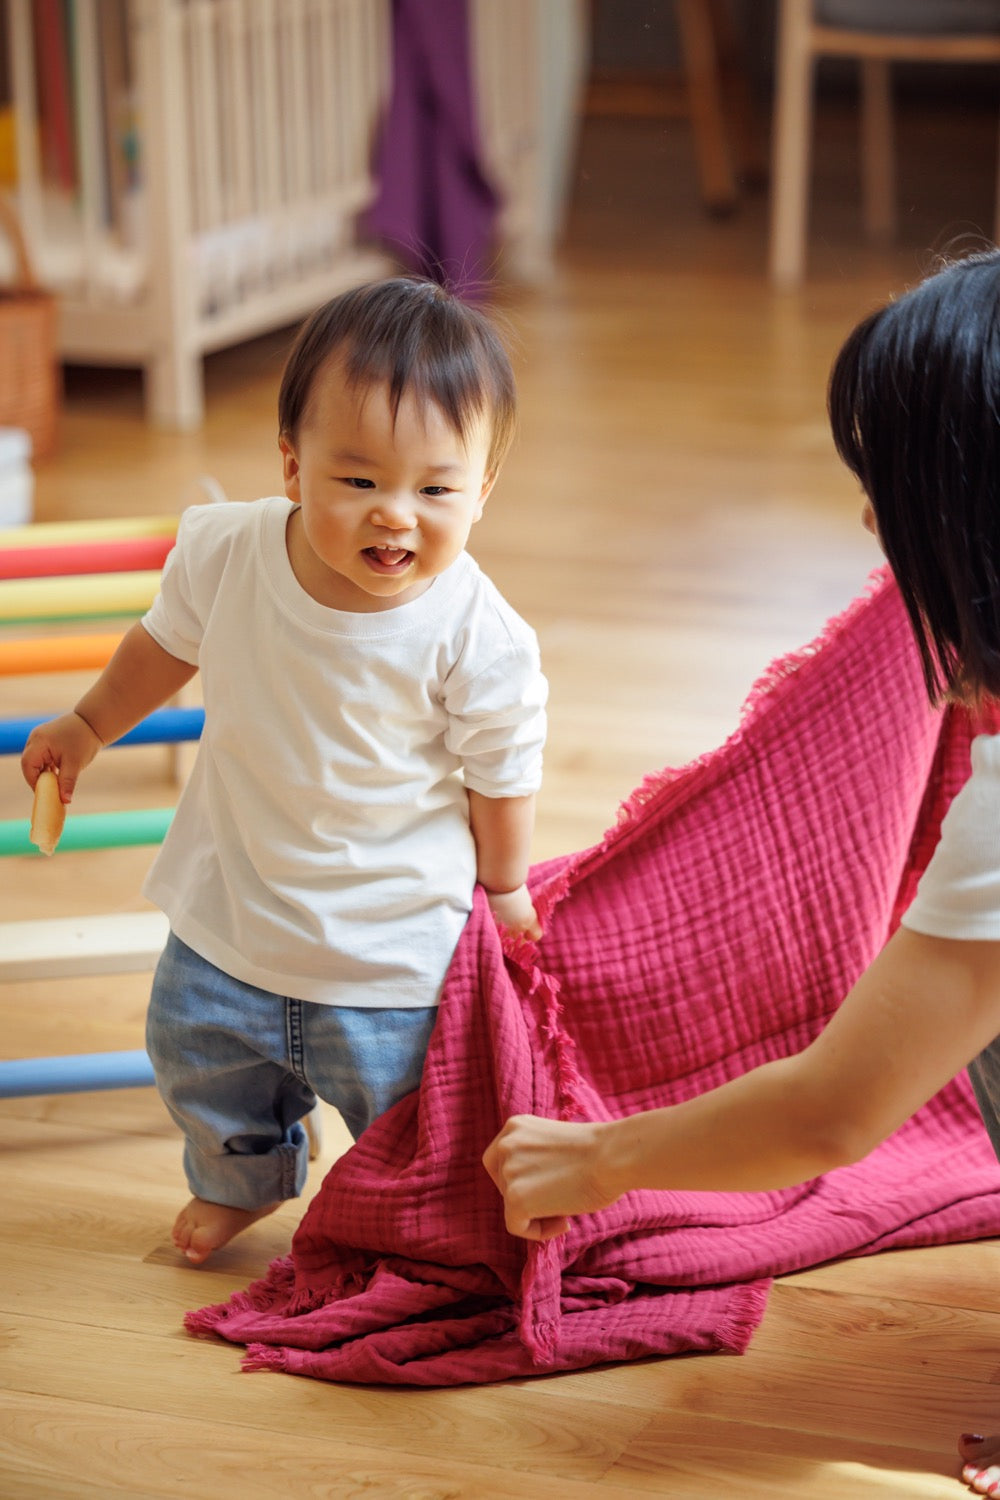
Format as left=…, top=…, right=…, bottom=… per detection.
left=5, top=95, right=1000, bottom=1498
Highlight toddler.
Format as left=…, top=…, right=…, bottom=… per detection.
left=24, top=276, right=547, bottom=1265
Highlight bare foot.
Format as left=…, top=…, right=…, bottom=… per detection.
left=172, top=1196, right=281, bottom=1265
left=959, top=1434, right=1000, bottom=1493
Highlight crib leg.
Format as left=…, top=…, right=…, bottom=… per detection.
left=145, top=347, right=204, bottom=431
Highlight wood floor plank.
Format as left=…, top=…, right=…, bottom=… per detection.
left=610, top=1412, right=969, bottom=1498
left=511, top=1279, right=1000, bottom=1450
left=787, top=1240, right=1000, bottom=1314
left=0, top=1390, right=648, bottom=1500
left=523, top=1338, right=1000, bottom=1453
left=0, top=1315, right=649, bottom=1487
left=0, top=1394, right=967, bottom=1500
left=751, top=1281, right=1000, bottom=1384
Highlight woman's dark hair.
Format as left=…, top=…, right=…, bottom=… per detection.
left=278, top=277, right=517, bottom=475
left=828, top=248, right=1000, bottom=704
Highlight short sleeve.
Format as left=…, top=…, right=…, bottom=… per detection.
left=902, top=734, right=1000, bottom=940
left=443, top=645, right=548, bottom=797
left=141, top=503, right=234, bottom=665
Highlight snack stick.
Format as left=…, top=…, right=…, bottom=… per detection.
left=30, top=769, right=66, bottom=856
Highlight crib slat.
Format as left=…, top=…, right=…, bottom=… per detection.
left=70, top=0, right=106, bottom=299
left=287, top=0, right=309, bottom=207
left=250, top=0, right=281, bottom=219
left=190, top=0, right=222, bottom=233
left=9, top=0, right=43, bottom=256
left=315, top=0, right=338, bottom=197
left=224, top=0, right=254, bottom=224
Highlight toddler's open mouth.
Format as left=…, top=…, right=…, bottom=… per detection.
left=363, top=545, right=414, bottom=574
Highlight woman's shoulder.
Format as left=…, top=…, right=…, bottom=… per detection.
left=970, top=732, right=1000, bottom=779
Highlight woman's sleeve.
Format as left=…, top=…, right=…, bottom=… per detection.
left=902, top=734, right=1000, bottom=940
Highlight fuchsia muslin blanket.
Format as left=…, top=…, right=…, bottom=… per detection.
left=187, top=569, right=1000, bottom=1384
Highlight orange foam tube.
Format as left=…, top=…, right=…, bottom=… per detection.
left=0, top=632, right=123, bottom=676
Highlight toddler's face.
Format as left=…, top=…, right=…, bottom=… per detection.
left=281, top=357, right=494, bottom=612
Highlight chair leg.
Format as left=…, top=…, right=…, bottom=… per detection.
left=769, top=0, right=814, bottom=286
left=708, top=0, right=768, bottom=188
left=675, top=0, right=738, bottom=214
left=860, top=57, right=895, bottom=242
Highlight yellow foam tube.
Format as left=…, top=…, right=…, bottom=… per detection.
left=0, top=515, right=178, bottom=549
left=0, top=570, right=161, bottom=623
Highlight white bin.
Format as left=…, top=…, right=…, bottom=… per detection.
left=0, top=428, right=34, bottom=528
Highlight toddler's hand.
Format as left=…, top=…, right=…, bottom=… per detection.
left=485, top=883, right=542, bottom=941
left=21, top=711, right=104, bottom=803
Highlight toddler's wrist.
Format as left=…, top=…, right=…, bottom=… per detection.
left=72, top=707, right=107, bottom=747
left=481, top=879, right=527, bottom=897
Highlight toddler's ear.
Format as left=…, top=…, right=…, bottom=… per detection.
left=476, top=470, right=498, bottom=519
left=279, top=437, right=300, bottom=496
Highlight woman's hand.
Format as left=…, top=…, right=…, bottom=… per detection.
left=482, top=1114, right=621, bottom=1240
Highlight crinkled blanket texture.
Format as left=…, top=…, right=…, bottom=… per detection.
left=187, top=570, right=1000, bottom=1385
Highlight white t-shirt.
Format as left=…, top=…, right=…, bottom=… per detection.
left=141, top=497, right=547, bottom=1007
left=902, top=733, right=1000, bottom=940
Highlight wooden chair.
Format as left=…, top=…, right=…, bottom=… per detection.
left=769, top=0, right=1000, bottom=285
left=675, top=0, right=767, bottom=213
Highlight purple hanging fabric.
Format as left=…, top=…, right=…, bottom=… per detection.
left=364, top=0, right=500, bottom=300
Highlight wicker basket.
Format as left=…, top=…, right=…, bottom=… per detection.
left=0, top=193, right=58, bottom=461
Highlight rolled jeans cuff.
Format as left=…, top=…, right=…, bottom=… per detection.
left=182, top=1121, right=309, bottom=1210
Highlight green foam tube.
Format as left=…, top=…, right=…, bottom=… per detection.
left=0, top=806, right=174, bottom=856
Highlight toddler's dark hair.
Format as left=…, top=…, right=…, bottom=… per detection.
left=278, top=277, right=517, bottom=475
left=828, top=248, right=1000, bottom=704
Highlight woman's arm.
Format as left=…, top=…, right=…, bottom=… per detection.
left=467, top=790, right=540, bottom=939
left=21, top=621, right=197, bottom=802
left=483, top=924, right=1000, bottom=1238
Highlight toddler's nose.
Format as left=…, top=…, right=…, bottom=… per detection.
left=371, top=495, right=417, bottom=529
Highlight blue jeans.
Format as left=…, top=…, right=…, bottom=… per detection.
left=146, top=932, right=437, bottom=1210
left=969, top=1039, right=1000, bottom=1164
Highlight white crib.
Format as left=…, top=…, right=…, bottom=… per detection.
left=3, top=0, right=588, bottom=431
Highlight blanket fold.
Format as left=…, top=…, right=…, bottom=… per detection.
left=187, top=570, right=1000, bottom=1385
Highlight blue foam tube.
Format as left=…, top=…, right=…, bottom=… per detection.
left=0, top=1049, right=156, bottom=1098
left=0, top=706, right=204, bottom=756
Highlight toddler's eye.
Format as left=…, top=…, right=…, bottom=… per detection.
left=342, top=477, right=375, bottom=489
left=421, top=485, right=449, bottom=497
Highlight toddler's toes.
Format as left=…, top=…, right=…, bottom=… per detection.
left=171, top=1209, right=194, bottom=1254
left=181, top=1226, right=215, bottom=1265
left=171, top=1219, right=206, bottom=1262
